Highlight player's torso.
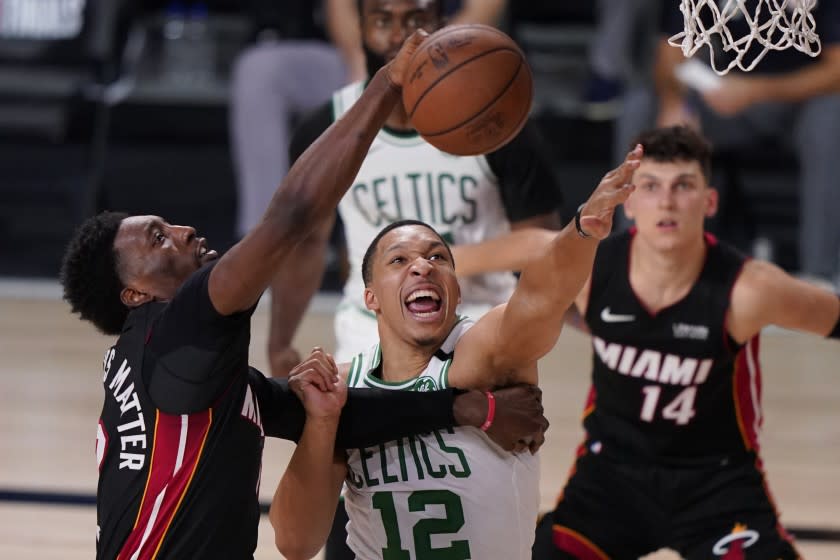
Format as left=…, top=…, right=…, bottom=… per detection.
left=343, top=322, right=540, bottom=560
left=333, top=82, right=517, bottom=312
left=95, top=307, right=265, bottom=559
left=583, top=232, right=760, bottom=461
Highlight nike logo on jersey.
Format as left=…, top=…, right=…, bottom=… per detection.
left=600, top=307, right=635, bottom=323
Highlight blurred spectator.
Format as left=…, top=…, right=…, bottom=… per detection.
left=230, top=0, right=359, bottom=243
left=615, top=0, right=840, bottom=287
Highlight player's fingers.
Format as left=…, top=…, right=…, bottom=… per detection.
left=298, top=367, right=330, bottom=392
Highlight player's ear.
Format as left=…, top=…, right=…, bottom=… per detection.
left=705, top=186, right=719, bottom=218
left=120, top=286, right=154, bottom=308
left=364, top=287, right=380, bottom=312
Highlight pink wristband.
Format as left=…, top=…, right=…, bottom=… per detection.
left=480, top=391, right=496, bottom=432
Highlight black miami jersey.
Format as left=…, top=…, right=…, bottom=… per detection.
left=95, top=263, right=265, bottom=560
left=582, top=230, right=760, bottom=462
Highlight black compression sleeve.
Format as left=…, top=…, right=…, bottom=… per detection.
left=335, top=387, right=458, bottom=449
left=260, top=377, right=458, bottom=447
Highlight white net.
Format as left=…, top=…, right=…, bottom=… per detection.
left=668, top=0, right=822, bottom=74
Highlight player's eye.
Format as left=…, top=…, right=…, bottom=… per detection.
left=429, top=253, right=445, bottom=261
left=153, top=231, right=165, bottom=245
left=389, top=256, right=404, bottom=265
left=641, top=182, right=657, bottom=191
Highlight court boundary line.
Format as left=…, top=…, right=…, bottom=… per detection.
left=1, top=487, right=839, bottom=543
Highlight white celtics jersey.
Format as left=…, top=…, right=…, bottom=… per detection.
left=333, top=82, right=518, bottom=316
left=343, top=319, right=540, bottom=560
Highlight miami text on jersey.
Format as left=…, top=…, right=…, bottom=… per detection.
left=593, top=336, right=713, bottom=386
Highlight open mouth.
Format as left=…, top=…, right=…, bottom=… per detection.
left=404, top=288, right=443, bottom=319
left=656, top=219, right=678, bottom=230
left=196, top=238, right=219, bottom=264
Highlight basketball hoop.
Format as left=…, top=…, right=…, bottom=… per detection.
left=669, top=0, right=822, bottom=74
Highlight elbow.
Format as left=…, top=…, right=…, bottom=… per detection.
left=273, top=522, right=321, bottom=560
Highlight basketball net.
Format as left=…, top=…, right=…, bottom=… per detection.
left=669, top=0, right=822, bottom=74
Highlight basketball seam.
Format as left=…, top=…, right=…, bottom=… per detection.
left=407, top=46, right=522, bottom=121
left=419, top=59, right=528, bottom=138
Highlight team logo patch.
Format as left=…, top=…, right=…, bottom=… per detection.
left=414, top=378, right=438, bottom=392
left=673, top=322, right=710, bottom=340
left=713, top=523, right=760, bottom=558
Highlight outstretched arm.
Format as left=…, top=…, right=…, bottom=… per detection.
left=728, top=260, right=840, bottom=344
left=207, top=31, right=429, bottom=316
left=451, top=147, right=642, bottom=386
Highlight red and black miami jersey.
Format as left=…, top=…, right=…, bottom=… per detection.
left=95, top=263, right=269, bottom=559
left=582, top=230, right=762, bottom=462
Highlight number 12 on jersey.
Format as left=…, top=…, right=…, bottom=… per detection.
left=640, top=385, right=697, bottom=425
left=372, top=489, right=471, bottom=559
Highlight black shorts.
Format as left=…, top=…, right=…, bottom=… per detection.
left=532, top=448, right=800, bottom=559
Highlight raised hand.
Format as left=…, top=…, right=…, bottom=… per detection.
left=288, top=347, right=347, bottom=420
left=385, top=29, right=430, bottom=89
left=578, top=145, right=643, bottom=239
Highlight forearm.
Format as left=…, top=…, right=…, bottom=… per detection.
left=270, top=418, right=344, bottom=560
left=262, top=381, right=483, bottom=446
left=452, top=228, right=557, bottom=277
left=266, top=70, right=398, bottom=229
left=208, top=71, right=399, bottom=314
left=752, top=51, right=840, bottom=103
left=500, top=222, right=599, bottom=362
left=335, top=387, right=461, bottom=448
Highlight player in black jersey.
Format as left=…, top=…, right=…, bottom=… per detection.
left=58, top=31, right=548, bottom=560
left=532, top=126, right=840, bottom=560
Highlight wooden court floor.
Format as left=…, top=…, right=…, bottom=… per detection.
left=1, top=288, right=838, bottom=559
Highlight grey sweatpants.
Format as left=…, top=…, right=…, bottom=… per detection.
left=230, top=40, right=348, bottom=236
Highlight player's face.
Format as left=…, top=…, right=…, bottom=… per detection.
left=623, top=158, right=718, bottom=251
left=361, top=0, right=442, bottom=73
left=364, top=225, right=460, bottom=349
left=114, top=215, right=219, bottom=304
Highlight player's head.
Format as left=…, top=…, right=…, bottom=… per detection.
left=61, top=212, right=218, bottom=335
left=362, top=220, right=460, bottom=349
left=623, top=125, right=718, bottom=250
left=358, top=0, right=444, bottom=78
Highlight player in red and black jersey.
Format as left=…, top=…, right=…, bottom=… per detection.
left=60, top=31, right=547, bottom=560
left=533, top=126, right=840, bottom=559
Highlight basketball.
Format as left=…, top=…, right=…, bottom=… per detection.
left=402, top=24, right=533, bottom=156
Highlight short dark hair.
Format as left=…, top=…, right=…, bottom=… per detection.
left=60, top=211, right=130, bottom=335
left=632, top=125, right=713, bottom=180
left=361, top=219, right=454, bottom=286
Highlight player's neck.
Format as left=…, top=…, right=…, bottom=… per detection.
left=378, top=342, right=435, bottom=383
left=629, top=234, right=707, bottom=312
left=385, top=104, right=414, bottom=132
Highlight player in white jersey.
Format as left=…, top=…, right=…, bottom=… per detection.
left=268, top=146, right=644, bottom=560
left=266, top=0, right=563, bottom=375
left=343, top=318, right=539, bottom=559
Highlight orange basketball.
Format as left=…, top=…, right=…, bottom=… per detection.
left=402, top=24, right=533, bottom=156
